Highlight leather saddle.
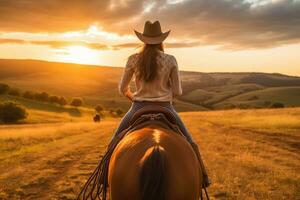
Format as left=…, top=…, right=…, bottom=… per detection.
left=128, top=105, right=177, bottom=126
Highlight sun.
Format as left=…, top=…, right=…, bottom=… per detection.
left=63, top=45, right=100, bottom=65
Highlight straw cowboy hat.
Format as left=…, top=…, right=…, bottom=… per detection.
left=134, top=21, right=170, bottom=44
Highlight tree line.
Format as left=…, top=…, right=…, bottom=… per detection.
left=0, top=83, right=83, bottom=107
left=0, top=83, right=124, bottom=124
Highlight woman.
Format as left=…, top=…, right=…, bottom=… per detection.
left=114, top=21, right=210, bottom=188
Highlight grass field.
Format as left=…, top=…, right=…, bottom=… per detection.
left=0, top=108, right=299, bottom=199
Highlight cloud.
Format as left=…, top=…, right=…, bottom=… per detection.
left=0, top=38, right=27, bottom=44
left=0, top=0, right=143, bottom=33
left=30, top=40, right=109, bottom=50
left=0, top=0, right=299, bottom=49
left=0, top=38, right=203, bottom=50
left=0, top=38, right=109, bottom=50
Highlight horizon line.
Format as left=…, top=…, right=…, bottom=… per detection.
left=0, top=58, right=299, bottom=78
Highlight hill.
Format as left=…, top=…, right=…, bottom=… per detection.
left=215, top=86, right=300, bottom=109
left=0, top=59, right=300, bottom=112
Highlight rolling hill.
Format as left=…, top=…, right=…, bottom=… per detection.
left=0, top=59, right=300, bottom=112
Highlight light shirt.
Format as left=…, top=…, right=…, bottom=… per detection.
left=119, top=51, right=182, bottom=102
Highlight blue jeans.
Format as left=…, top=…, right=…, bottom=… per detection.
left=112, top=101, right=194, bottom=143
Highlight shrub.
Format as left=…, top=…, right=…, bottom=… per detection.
left=49, top=95, right=60, bottom=104
left=271, top=102, right=284, bottom=108
left=0, top=83, right=9, bottom=94
left=0, top=101, right=28, bottom=123
left=8, top=88, right=21, bottom=96
left=23, top=91, right=35, bottom=99
left=58, top=97, right=67, bottom=106
left=70, top=98, right=83, bottom=107
left=95, top=104, right=104, bottom=113
left=34, top=92, right=49, bottom=102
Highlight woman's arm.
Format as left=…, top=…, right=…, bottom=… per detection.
left=170, top=56, right=183, bottom=97
left=119, top=55, right=136, bottom=101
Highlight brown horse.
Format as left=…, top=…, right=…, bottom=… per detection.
left=108, top=124, right=202, bottom=200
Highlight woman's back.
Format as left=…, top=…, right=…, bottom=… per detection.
left=119, top=50, right=182, bottom=102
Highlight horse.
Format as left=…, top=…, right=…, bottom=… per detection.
left=108, top=123, right=202, bottom=200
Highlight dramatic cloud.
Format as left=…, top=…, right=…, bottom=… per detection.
left=0, top=38, right=109, bottom=50
left=0, top=0, right=299, bottom=49
left=0, top=38, right=201, bottom=50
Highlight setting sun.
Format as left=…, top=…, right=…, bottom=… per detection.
left=61, top=45, right=100, bottom=65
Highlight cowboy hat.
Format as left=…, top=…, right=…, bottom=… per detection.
left=134, top=21, right=170, bottom=44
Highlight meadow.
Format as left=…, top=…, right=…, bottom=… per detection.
left=0, top=108, right=299, bottom=200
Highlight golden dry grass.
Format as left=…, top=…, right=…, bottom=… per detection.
left=181, top=108, right=300, bottom=199
left=0, top=108, right=299, bottom=199
left=0, top=120, right=116, bottom=199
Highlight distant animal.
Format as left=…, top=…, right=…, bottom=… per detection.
left=93, top=114, right=101, bottom=122
left=108, top=124, right=202, bottom=200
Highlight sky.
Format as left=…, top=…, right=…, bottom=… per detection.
left=0, top=0, right=299, bottom=75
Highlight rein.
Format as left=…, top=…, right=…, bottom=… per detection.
left=201, top=187, right=210, bottom=200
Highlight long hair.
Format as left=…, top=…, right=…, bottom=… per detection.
left=135, top=43, right=164, bottom=82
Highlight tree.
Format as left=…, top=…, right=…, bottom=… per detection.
left=58, top=96, right=67, bottom=106
left=49, top=95, right=60, bottom=104
left=0, top=83, right=9, bottom=95
left=8, top=88, right=21, bottom=97
left=0, top=101, right=28, bottom=123
left=95, top=104, right=104, bottom=113
left=34, top=92, right=49, bottom=102
left=70, top=98, right=83, bottom=107
left=23, top=91, right=35, bottom=99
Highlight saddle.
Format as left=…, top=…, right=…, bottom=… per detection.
left=129, top=105, right=177, bottom=125
left=77, top=106, right=185, bottom=200
left=124, top=105, right=184, bottom=137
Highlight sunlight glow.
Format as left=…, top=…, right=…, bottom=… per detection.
left=61, top=46, right=100, bottom=65
left=61, top=24, right=135, bottom=43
